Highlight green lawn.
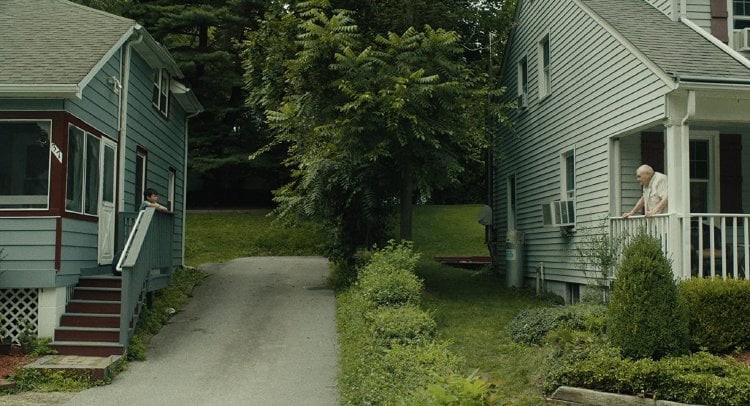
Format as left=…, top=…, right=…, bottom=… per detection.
left=185, top=206, right=552, bottom=403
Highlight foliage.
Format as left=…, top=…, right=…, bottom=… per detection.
left=607, top=233, right=689, bottom=359
left=679, top=277, right=750, bottom=353
left=507, top=304, right=607, bottom=346
left=405, top=371, right=493, bottom=406
left=18, top=325, right=55, bottom=357
left=367, top=304, right=436, bottom=347
left=127, top=266, right=206, bottom=361
left=9, top=368, right=94, bottom=392
left=574, top=220, right=622, bottom=301
left=545, top=341, right=750, bottom=406
left=244, top=1, right=511, bottom=256
left=184, top=211, right=326, bottom=266
left=358, top=268, right=424, bottom=308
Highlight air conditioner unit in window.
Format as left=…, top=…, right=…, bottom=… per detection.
left=541, top=200, right=575, bottom=227
left=516, top=93, right=528, bottom=109
left=732, top=28, right=750, bottom=52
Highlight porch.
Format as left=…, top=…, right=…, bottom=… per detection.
left=610, top=214, right=750, bottom=280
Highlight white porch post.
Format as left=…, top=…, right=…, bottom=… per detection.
left=665, top=90, right=695, bottom=279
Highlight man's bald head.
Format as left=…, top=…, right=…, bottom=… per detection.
left=636, top=165, right=655, bottom=186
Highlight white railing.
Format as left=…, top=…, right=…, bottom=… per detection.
left=610, top=214, right=749, bottom=280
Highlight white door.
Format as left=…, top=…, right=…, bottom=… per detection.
left=98, top=139, right=117, bottom=264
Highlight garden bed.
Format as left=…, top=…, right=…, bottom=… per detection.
left=0, top=346, right=35, bottom=379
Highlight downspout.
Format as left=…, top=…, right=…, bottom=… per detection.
left=118, top=28, right=144, bottom=211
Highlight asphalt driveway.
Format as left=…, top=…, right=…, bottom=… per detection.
left=66, top=256, right=339, bottom=406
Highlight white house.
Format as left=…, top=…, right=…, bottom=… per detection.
left=493, top=0, right=750, bottom=303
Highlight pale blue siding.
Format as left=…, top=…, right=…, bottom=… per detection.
left=66, top=52, right=121, bottom=140
left=686, top=0, right=711, bottom=31
left=124, top=51, right=187, bottom=265
left=59, top=218, right=98, bottom=275
left=646, top=0, right=673, bottom=17
left=496, top=0, right=670, bottom=285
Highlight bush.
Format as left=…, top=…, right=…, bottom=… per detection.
left=507, top=304, right=607, bottom=345
left=545, top=347, right=750, bottom=405
left=368, top=304, right=436, bottom=347
left=358, top=268, right=423, bottom=308
left=607, top=233, right=689, bottom=359
left=362, top=240, right=420, bottom=275
left=680, top=278, right=750, bottom=353
left=406, top=372, right=493, bottom=405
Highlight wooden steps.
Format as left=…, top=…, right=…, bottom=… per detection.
left=51, top=276, right=127, bottom=357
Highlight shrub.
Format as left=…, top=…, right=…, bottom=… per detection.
left=406, top=372, right=492, bottom=405
left=358, top=268, right=423, bottom=307
left=368, top=304, right=436, bottom=347
left=607, top=233, right=689, bottom=359
left=507, top=304, right=607, bottom=345
left=680, top=278, right=750, bottom=353
left=361, top=240, right=420, bottom=276
left=545, top=347, right=750, bottom=405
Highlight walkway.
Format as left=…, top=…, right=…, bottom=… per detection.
left=63, top=256, right=339, bottom=406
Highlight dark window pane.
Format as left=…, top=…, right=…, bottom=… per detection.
left=0, top=121, right=51, bottom=209
left=85, top=135, right=100, bottom=215
left=103, top=145, right=115, bottom=203
left=66, top=125, right=84, bottom=212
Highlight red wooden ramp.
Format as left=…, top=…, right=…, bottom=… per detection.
left=434, top=256, right=492, bottom=270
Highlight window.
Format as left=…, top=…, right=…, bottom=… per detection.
left=152, top=68, right=170, bottom=117
left=66, top=124, right=100, bottom=215
left=135, top=149, right=147, bottom=209
left=507, top=174, right=517, bottom=229
left=561, top=150, right=575, bottom=200
left=538, top=34, right=551, bottom=98
left=0, top=121, right=51, bottom=209
left=689, top=140, right=710, bottom=212
left=168, top=167, right=176, bottom=212
left=734, top=0, right=750, bottom=29
left=517, top=57, right=528, bottom=108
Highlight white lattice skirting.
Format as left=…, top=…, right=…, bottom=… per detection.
left=0, top=288, right=39, bottom=344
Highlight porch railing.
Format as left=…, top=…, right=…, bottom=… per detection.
left=610, top=214, right=750, bottom=280
left=115, top=208, right=174, bottom=347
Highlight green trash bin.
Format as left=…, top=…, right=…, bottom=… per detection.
left=506, top=230, right=524, bottom=288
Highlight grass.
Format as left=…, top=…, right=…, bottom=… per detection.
left=184, top=210, right=327, bottom=266
left=184, top=205, right=555, bottom=404
left=411, top=204, right=553, bottom=405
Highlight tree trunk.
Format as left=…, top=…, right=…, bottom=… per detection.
left=400, top=170, right=414, bottom=241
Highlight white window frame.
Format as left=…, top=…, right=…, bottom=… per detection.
left=537, top=33, right=551, bottom=99
left=65, top=124, right=101, bottom=216
left=731, top=0, right=750, bottom=29
left=516, top=56, right=528, bottom=108
left=152, top=68, right=170, bottom=117
left=168, top=167, right=176, bottom=212
left=689, top=132, right=719, bottom=212
left=560, top=148, right=576, bottom=201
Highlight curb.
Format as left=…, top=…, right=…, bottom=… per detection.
left=546, top=386, right=705, bottom=406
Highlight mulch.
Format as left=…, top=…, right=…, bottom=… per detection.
left=0, top=346, right=37, bottom=379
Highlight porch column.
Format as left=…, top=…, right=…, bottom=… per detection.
left=665, top=90, right=695, bottom=279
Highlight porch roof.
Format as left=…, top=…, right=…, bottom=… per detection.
left=582, top=0, right=750, bottom=84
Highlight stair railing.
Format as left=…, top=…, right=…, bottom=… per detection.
left=115, top=207, right=174, bottom=347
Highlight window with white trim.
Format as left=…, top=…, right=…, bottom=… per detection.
left=561, top=149, right=575, bottom=200
left=516, top=56, right=528, bottom=108
left=66, top=124, right=100, bottom=215
left=0, top=120, right=51, bottom=209
left=689, top=140, right=710, bottom=212
left=152, top=68, right=170, bottom=117
left=734, top=0, right=750, bottom=29
left=168, top=167, right=176, bottom=212
left=538, top=34, right=551, bottom=98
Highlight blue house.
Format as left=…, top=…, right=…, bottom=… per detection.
left=0, top=0, right=202, bottom=355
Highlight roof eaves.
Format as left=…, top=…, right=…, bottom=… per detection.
left=77, top=25, right=136, bottom=93
left=132, top=26, right=184, bottom=79
left=574, top=0, right=677, bottom=90
left=0, top=84, right=82, bottom=99
left=170, top=80, right=203, bottom=115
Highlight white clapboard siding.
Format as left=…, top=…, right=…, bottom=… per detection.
left=495, top=0, right=670, bottom=284
left=646, top=0, right=673, bottom=18
left=685, top=0, right=711, bottom=31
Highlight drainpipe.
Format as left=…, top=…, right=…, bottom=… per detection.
left=118, top=27, right=144, bottom=212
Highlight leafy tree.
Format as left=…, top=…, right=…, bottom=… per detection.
left=245, top=0, right=511, bottom=257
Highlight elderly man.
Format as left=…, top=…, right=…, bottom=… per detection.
left=623, top=164, right=668, bottom=218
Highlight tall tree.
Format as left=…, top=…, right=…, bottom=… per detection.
left=121, top=0, right=282, bottom=207
left=245, top=0, right=511, bottom=255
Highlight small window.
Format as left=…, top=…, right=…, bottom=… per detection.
left=168, top=167, right=176, bottom=212
left=152, top=68, right=170, bottom=117
left=561, top=150, right=575, bottom=200
left=0, top=121, right=51, bottom=209
left=516, top=57, right=528, bottom=108
left=66, top=124, right=100, bottom=216
left=689, top=140, right=710, bottom=212
left=135, top=149, right=147, bottom=209
left=735, top=0, right=750, bottom=28
left=538, top=34, right=551, bottom=98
